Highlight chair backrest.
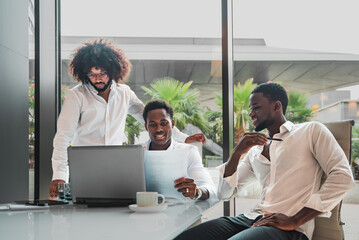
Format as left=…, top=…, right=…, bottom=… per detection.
left=311, top=120, right=354, bottom=240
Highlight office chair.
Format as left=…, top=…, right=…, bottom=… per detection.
left=311, top=120, right=354, bottom=240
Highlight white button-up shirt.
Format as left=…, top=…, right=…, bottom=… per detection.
left=217, top=121, right=354, bottom=240
left=145, top=140, right=217, bottom=200
left=52, top=81, right=187, bottom=180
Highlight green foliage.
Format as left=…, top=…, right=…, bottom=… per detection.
left=28, top=80, right=70, bottom=146
left=212, top=80, right=313, bottom=143
left=285, top=91, right=312, bottom=123
left=61, top=85, right=70, bottom=105
left=215, top=79, right=257, bottom=142
left=352, top=125, right=359, bottom=163
left=141, top=77, right=210, bottom=133
left=204, top=109, right=223, bottom=146
left=352, top=124, right=359, bottom=180
left=232, top=79, right=257, bottom=135
left=125, top=115, right=145, bottom=144
left=29, top=79, right=35, bottom=146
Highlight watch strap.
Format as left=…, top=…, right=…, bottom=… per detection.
left=192, top=187, right=202, bottom=200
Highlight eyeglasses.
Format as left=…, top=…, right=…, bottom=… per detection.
left=87, top=72, right=108, bottom=80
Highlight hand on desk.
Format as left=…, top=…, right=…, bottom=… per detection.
left=174, top=177, right=196, bottom=199
left=49, top=179, right=65, bottom=199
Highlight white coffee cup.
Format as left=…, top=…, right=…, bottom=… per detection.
left=136, top=192, right=165, bottom=207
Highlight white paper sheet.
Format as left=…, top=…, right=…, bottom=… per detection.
left=144, top=149, right=187, bottom=200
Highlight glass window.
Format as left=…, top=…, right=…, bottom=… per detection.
left=60, top=0, right=223, bottom=181
left=232, top=0, right=359, bottom=215
left=28, top=0, right=35, bottom=200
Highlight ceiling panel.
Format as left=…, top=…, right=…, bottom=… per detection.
left=273, top=62, right=317, bottom=82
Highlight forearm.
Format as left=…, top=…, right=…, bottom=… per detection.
left=292, top=207, right=321, bottom=227
left=224, top=151, right=243, bottom=178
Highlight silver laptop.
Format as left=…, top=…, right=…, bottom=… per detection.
left=68, top=145, right=145, bottom=205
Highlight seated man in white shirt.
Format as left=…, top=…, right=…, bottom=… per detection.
left=143, top=100, right=216, bottom=200
left=175, top=82, right=354, bottom=240
left=49, top=39, right=205, bottom=198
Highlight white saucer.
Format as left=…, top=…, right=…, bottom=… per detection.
left=128, top=204, right=167, bottom=213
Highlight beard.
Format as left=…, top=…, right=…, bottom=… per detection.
left=254, top=119, right=272, bottom=132
left=89, top=80, right=112, bottom=92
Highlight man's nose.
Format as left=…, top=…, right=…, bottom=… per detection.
left=155, top=125, right=163, bottom=131
left=249, top=109, right=254, bottom=117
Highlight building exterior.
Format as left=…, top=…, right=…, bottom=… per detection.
left=313, top=100, right=359, bottom=123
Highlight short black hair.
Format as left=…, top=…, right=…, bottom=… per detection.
left=251, top=82, right=288, bottom=114
left=69, top=38, right=131, bottom=84
left=143, top=100, right=174, bottom=124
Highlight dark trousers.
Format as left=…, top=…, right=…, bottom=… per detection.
left=174, top=214, right=309, bottom=240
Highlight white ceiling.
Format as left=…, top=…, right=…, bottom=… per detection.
left=59, top=36, right=359, bottom=94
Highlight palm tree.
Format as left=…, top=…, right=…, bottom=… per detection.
left=285, top=90, right=312, bottom=123
left=204, top=109, right=223, bottom=146
left=215, top=78, right=256, bottom=143
left=214, top=80, right=314, bottom=143
left=125, top=115, right=145, bottom=144
left=351, top=124, right=359, bottom=180
left=141, top=77, right=210, bottom=133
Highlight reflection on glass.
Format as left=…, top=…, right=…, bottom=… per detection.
left=60, top=1, right=223, bottom=169
left=233, top=0, right=359, bottom=186
left=28, top=0, right=35, bottom=200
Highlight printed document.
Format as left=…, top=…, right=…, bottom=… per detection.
left=144, top=149, right=187, bottom=200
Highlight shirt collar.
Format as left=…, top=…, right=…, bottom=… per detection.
left=146, top=138, right=175, bottom=151
left=280, top=121, right=294, bottom=133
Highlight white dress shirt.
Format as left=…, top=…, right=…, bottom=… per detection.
left=145, top=140, right=217, bottom=201
left=51, top=81, right=187, bottom=180
left=217, top=121, right=354, bottom=240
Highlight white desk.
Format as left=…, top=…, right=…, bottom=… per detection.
left=0, top=200, right=220, bottom=240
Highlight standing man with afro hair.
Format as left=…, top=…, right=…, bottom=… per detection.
left=49, top=39, right=205, bottom=198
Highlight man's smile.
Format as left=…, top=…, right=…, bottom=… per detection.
left=155, top=134, right=165, bottom=140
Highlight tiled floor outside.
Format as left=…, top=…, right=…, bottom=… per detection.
left=342, top=203, right=359, bottom=240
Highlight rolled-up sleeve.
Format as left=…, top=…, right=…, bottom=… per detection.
left=217, top=153, right=257, bottom=201
left=187, top=146, right=217, bottom=200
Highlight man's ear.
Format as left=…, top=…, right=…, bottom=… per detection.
left=144, top=123, right=148, bottom=131
left=171, top=119, right=175, bottom=128
left=274, top=101, right=283, bottom=112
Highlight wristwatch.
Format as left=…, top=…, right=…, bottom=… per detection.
left=192, top=187, right=202, bottom=200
